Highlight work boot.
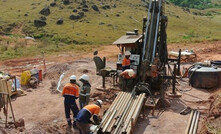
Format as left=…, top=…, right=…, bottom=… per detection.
left=68, top=121, right=72, bottom=128
left=73, top=121, right=77, bottom=129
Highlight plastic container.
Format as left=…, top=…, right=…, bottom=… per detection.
left=189, top=66, right=221, bottom=89
left=21, top=71, right=31, bottom=86
left=39, top=70, right=43, bottom=81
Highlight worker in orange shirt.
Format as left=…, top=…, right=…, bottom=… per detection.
left=122, top=51, right=131, bottom=71
left=120, top=69, right=136, bottom=91
left=76, top=100, right=103, bottom=134
left=62, top=75, right=80, bottom=128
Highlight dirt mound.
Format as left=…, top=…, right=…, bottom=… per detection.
left=91, top=89, right=118, bottom=103
left=199, top=91, right=221, bottom=134
left=45, top=63, right=70, bottom=80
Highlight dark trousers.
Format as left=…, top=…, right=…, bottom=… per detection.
left=76, top=121, right=90, bottom=134
left=64, top=96, right=79, bottom=123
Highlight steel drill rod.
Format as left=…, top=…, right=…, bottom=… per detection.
left=114, top=93, right=132, bottom=127
left=107, top=92, right=130, bottom=132
left=106, top=93, right=129, bottom=132
left=185, top=110, right=194, bottom=134
left=122, top=95, right=140, bottom=132
left=132, top=94, right=145, bottom=125
left=189, top=111, right=197, bottom=134
left=97, top=92, right=123, bottom=131
left=113, top=90, right=136, bottom=134
left=121, top=97, right=138, bottom=133
left=102, top=109, right=117, bottom=132
left=193, top=111, right=200, bottom=134
left=124, top=95, right=141, bottom=134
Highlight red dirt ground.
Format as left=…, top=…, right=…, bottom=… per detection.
left=0, top=41, right=220, bottom=134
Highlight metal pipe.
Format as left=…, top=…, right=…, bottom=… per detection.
left=107, top=92, right=130, bottom=132
left=132, top=94, right=146, bottom=125
left=193, top=111, right=200, bottom=134
left=113, top=90, right=136, bottom=134
left=102, top=109, right=117, bottom=132
left=101, top=92, right=124, bottom=128
left=123, top=95, right=141, bottom=132
left=151, top=0, right=162, bottom=63
left=142, top=0, right=153, bottom=61
left=96, top=92, right=123, bottom=132
left=189, top=111, right=197, bottom=134
left=185, top=110, right=194, bottom=134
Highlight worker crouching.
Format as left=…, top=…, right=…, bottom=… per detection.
left=119, top=69, right=136, bottom=92
left=62, top=75, right=80, bottom=128
left=76, top=100, right=103, bottom=134
left=79, top=74, right=91, bottom=109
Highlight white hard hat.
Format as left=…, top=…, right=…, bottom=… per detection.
left=80, top=74, right=89, bottom=81
left=125, top=51, right=131, bottom=56
left=70, top=75, right=76, bottom=80
left=97, top=100, right=103, bottom=105
left=127, top=69, right=135, bottom=77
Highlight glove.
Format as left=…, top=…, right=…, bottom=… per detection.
left=88, top=120, right=93, bottom=124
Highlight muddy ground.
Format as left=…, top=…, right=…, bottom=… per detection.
left=0, top=41, right=220, bottom=134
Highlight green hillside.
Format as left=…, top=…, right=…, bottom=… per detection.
left=0, top=0, right=220, bottom=59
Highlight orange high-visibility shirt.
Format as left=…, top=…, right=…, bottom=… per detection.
left=62, top=83, right=79, bottom=97
left=122, top=57, right=130, bottom=67
left=84, top=104, right=100, bottom=116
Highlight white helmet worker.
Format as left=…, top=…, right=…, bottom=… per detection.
left=127, top=69, right=135, bottom=77
left=96, top=100, right=103, bottom=105
left=125, top=51, right=131, bottom=56
left=80, top=74, right=89, bottom=81
left=70, top=75, right=76, bottom=80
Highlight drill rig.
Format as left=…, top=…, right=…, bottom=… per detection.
left=93, top=0, right=181, bottom=133
left=113, top=0, right=181, bottom=96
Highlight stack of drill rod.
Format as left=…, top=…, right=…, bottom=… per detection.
left=185, top=110, right=200, bottom=134
left=94, top=91, right=146, bottom=134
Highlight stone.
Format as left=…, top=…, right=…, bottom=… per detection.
left=78, top=12, right=84, bottom=17
left=34, top=20, right=47, bottom=27
left=99, top=22, right=105, bottom=25
left=69, top=15, right=81, bottom=20
left=82, top=8, right=88, bottom=12
left=50, top=2, right=56, bottom=7
left=56, top=18, right=63, bottom=25
left=102, top=5, right=111, bottom=10
left=63, top=0, right=70, bottom=5
left=72, top=9, right=78, bottom=12
left=14, top=118, right=25, bottom=128
left=39, top=16, right=47, bottom=21
left=83, top=4, right=88, bottom=8
left=91, top=5, right=99, bottom=12
left=39, top=6, right=50, bottom=16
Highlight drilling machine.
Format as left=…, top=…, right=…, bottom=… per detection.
left=113, top=0, right=181, bottom=99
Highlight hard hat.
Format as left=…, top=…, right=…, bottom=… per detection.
left=80, top=74, right=89, bottom=81
left=127, top=69, right=135, bottom=77
left=125, top=51, right=131, bottom=56
left=70, top=75, right=76, bottom=80
left=96, top=100, right=103, bottom=105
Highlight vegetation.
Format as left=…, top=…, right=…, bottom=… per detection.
left=0, top=0, right=220, bottom=59
left=169, top=0, right=221, bottom=9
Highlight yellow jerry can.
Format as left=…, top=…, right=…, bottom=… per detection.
left=21, top=71, right=31, bottom=86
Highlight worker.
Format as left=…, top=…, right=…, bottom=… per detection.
left=119, top=69, right=136, bottom=91
left=122, top=51, right=131, bottom=71
left=76, top=100, right=103, bottom=134
left=79, top=74, right=91, bottom=109
left=62, top=75, right=80, bottom=128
